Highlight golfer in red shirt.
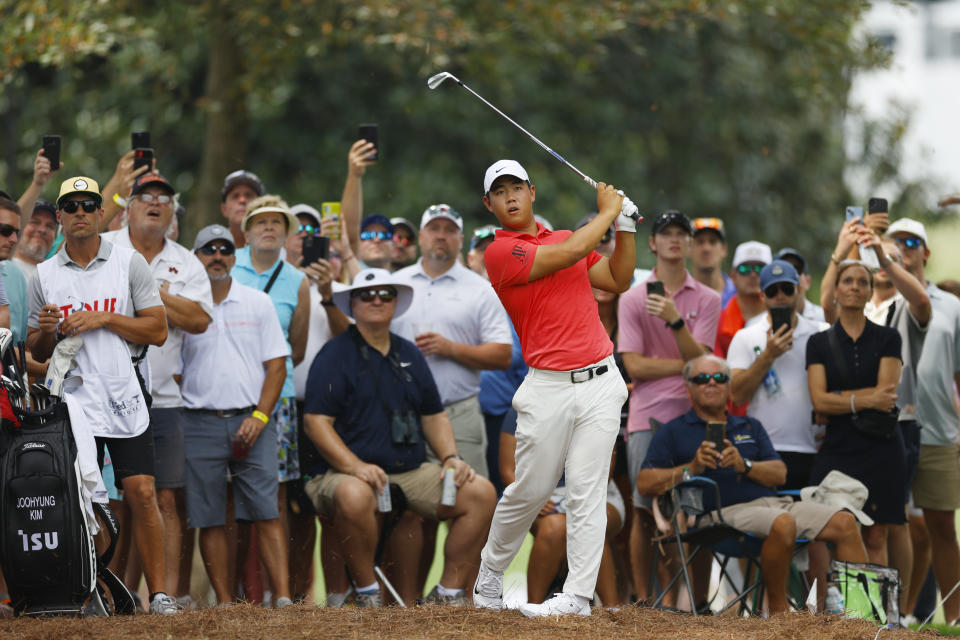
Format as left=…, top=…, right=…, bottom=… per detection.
left=472, top=160, right=638, bottom=617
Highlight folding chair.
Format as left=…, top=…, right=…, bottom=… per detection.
left=651, top=476, right=809, bottom=616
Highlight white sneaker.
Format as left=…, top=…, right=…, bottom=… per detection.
left=473, top=563, right=504, bottom=610
left=176, top=595, right=197, bottom=611
left=900, top=613, right=918, bottom=627
left=519, top=593, right=591, bottom=618
left=149, top=592, right=182, bottom=615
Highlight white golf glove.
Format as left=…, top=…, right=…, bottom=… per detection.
left=616, top=196, right=639, bottom=233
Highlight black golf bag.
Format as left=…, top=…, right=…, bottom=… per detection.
left=0, top=345, right=135, bottom=616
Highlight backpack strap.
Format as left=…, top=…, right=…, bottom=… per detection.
left=826, top=325, right=853, bottom=384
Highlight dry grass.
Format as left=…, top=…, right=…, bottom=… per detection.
left=0, top=604, right=942, bottom=640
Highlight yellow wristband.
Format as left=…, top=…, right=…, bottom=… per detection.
left=112, top=193, right=127, bottom=207
left=252, top=410, right=269, bottom=425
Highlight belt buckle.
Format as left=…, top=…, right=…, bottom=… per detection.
left=216, top=409, right=237, bottom=418
left=570, top=368, right=594, bottom=384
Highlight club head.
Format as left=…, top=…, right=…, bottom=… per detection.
left=0, top=328, right=12, bottom=362
left=427, top=71, right=459, bottom=90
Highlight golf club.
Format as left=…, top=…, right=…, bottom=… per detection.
left=427, top=71, right=642, bottom=224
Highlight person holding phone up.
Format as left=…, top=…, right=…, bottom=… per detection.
left=728, top=260, right=830, bottom=491
left=727, top=260, right=833, bottom=610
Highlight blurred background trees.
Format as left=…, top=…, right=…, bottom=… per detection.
left=0, top=0, right=936, bottom=271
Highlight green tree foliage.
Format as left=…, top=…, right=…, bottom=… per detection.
left=0, top=0, right=926, bottom=269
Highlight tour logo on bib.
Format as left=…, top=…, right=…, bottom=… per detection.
left=58, top=294, right=119, bottom=317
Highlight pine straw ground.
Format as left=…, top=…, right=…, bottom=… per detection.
left=0, top=604, right=945, bottom=640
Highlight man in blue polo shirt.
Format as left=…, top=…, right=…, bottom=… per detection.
left=636, top=353, right=868, bottom=614
left=303, top=269, right=496, bottom=607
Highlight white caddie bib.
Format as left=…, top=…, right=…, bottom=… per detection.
left=38, top=244, right=149, bottom=438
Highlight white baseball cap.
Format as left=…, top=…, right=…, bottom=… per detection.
left=483, top=159, right=530, bottom=194
left=420, top=204, right=463, bottom=230
left=885, top=217, right=928, bottom=245
left=732, top=241, right=773, bottom=268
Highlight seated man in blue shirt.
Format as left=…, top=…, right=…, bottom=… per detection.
left=636, top=353, right=868, bottom=614
left=302, top=269, right=496, bottom=607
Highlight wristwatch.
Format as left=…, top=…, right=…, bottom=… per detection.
left=320, top=297, right=336, bottom=307
left=666, top=317, right=685, bottom=331
left=742, top=458, right=753, bottom=476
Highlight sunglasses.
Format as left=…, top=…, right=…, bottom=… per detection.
left=298, top=224, right=319, bottom=236
left=763, top=282, right=796, bottom=298
left=393, top=234, right=413, bottom=247
left=360, top=230, right=392, bottom=241
left=892, top=237, right=923, bottom=249
left=736, top=264, right=764, bottom=275
left=423, top=204, right=462, bottom=220
left=688, top=372, right=730, bottom=385
left=350, top=287, right=397, bottom=303
left=135, top=193, right=172, bottom=205
left=199, top=243, right=236, bottom=256
left=59, top=199, right=99, bottom=214
left=0, top=223, right=19, bottom=238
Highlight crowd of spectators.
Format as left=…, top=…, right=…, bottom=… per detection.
left=1, top=138, right=959, bottom=625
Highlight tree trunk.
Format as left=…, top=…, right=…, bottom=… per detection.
left=187, top=0, right=248, bottom=241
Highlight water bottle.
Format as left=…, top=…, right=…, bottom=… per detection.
left=825, top=586, right=844, bottom=615
left=377, top=477, right=392, bottom=513
left=754, top=345, right=782, bottom=396
left=679, top=466, right=694, bottom=510
left=441, top=468, right=457, bottom=507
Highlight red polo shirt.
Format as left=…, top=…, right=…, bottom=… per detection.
left=484, top=223, right=612, bottom=370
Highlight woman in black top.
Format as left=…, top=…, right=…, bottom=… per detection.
left=806, top=260, right=903, bottom=564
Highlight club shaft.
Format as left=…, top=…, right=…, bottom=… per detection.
left=454, top=80, right=597, bottom=188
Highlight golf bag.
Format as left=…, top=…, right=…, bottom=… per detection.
left=0, top=341, right=135, bottom=616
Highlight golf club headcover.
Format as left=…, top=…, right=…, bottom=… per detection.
left=617, top=197, right=638, bottom=233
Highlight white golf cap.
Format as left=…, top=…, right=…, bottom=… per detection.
left=483, top=159, right=530, bottom=194
left=800, top=470, right=875, bottom=527
left=420, top=203, right=463, bottom=230
left=290, top=203, right=321, bottom=227
left=332, top=268, right=414, bottom=319
left=732, top=241, right=773, bottom=268
left=885, top=217, right=928, bottom=245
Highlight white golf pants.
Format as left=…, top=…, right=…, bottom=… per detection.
left=481, top=355, right=627, bottom=599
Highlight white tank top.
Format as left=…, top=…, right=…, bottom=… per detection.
left=38, top=244, right=149, bottom=438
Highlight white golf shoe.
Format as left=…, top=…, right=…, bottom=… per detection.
left=472, top=563, right=504, bottom=610
left=519, top=592, right=591, bottom=618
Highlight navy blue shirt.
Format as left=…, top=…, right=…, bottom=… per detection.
left=642, top=409, right=781, bottom=512
left=304, top=326, right=444, bottom=475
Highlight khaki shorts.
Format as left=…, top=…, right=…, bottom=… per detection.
left=721, top=496, right=842, bottom=540
left=912, top=444, right=960, bottom=511
left=304, top=462, right=443, bottom=519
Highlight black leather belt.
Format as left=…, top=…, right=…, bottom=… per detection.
left=186, top=405, right=256, bottom=418
left=570, top=364, right=608, bottom=383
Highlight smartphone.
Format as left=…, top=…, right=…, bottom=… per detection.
left=868, top=198, right=888, bottom=214
left=133, top=147, right=154, bottom=172
left=302, top=235, right=329, bottom=267
left=358, top=123, right=379, bottom=160
left=843, top=205, right=880, bottom=269
left=770, top=305, right=792, bottom=334
left=321, top=202, right=341, bottom=240
left=706, top=422, right=726, bottom=451
left=844, top=205, right=863, bottom=224
left=646, top=280, right=665, bottom=297
left=131, top=131, right=151, bottom=150
left=42, top=135, right=61, bottom=172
